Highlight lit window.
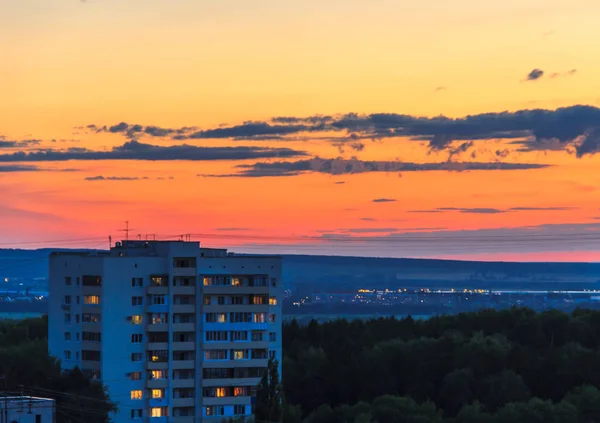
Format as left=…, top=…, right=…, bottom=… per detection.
left=151, top=370, right=167, bottom=380
left=216, top=388, right=226, bottom=398
left=131, top=315, right=143, bottom=325
left=233, top=387, right=246, bottom=397
left=83, top=295, right=100, bottom=305
left=130, top=390, right=143, bottom=400
left=253, top=313, right=266, bottom=323
left=231, top=277, right=241, bottom=286
left=203, top=277, right=212, bottom=286
left=130, top=372, right=142, bottom=381
left=269, top=297, right=277, bottom=306
left=151, top=407, right=167, bottom=418
left=152, top=389, right=164, bottom=399
left=233, top=350, right=248, bottom=360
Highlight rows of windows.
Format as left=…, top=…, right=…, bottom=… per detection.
left=205, top=330, right=274, bottom=342
left=133, top=349, right=276, bottom=362
left=204, top=348, right=271, bottom=361
left=203, top=367, right=264, bottom=379
left=204, top=405, right=247, bottom=417
left=129, top=369, right=192, bottom=381
left=202, top=275, right=275, bottom=287
left=203, top=386, right=255, bottom=398
left=203, top=294, right=276, bottom=305
left=205, top=312, right=276, bottom=323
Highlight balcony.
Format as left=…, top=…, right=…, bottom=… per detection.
left=203, top=322, right=268, bottom=331
left=148, top=417, right=168, bottom=423
left=147, top=286, right=168, bottom=295
left=146, top=379, right=169, bottom=389
left=147, top=323, right=169, bottom=332
left=172, top=360, right=195, bottom=370
left=172, top=267, right=196, bottom=277
left=172, top=323, right=195, bottom=332
left=172, top=342, right=195, bottom=351
left=172, top=379, right=195, bottom=389
left=203, top=285, right=270, bottom=295
left=148, top=303, right=169, bottom=313
left=173, top=304, right=195, bottom=313
left=147, top=342, right=169, bottom=351
left=171, top=417, right=195, bottom=423
left=172, top=286, right=195, bottom=295
left=172, top=398, right=195, bottom=408
left=148, top=397, right=169, bottom=408
left=146, top=361, right=169, bottom=370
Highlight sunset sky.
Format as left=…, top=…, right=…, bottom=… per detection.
left=1, top=0, right=600, bottom=261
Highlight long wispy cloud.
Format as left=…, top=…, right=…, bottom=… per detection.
left=0, top=141, right=305, bottom=162
left=409, top=206, right=577, bottom=214
left=201, top=157, right=549, bottom=178
left=88, top=105, right=600, bottom=157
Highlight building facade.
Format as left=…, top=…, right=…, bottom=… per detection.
left=0, top=396, right=55, bottom=423
left=48, top=240, right=282, bottom=423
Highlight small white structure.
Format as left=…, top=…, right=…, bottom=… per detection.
left=0, top=396, right=55, bottom=423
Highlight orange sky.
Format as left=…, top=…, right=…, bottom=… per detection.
left=1, top=0, right=599, bottom=261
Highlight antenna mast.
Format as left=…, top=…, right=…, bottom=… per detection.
left=118, top=221, right=134, bottom=241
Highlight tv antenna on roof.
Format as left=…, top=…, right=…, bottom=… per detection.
left=118, top=221, right=135, bottom=241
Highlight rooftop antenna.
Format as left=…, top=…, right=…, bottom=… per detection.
left=109, top=235, right=112, bottom=249
left=118, top=221, right=134, bottom=241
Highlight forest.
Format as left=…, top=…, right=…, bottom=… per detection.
left=6, top=308, right=600, bottom=422
left=0, top=316, right=115, bottom=423
left=281, top=308, right=600, bottom=423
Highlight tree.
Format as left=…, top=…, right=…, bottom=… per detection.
left=256, top=358, right=284, bottom=422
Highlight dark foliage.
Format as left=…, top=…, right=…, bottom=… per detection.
left=282, top=308, right=600, bottom=422
left=0, top=316, right=116, bottom=423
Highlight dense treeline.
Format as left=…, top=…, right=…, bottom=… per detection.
left=0, top=316, right=115, bottom=423
left=282, top=308, right=600, bottom=422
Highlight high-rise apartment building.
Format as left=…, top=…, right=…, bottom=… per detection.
left=48, top=240, right=282, bottom=423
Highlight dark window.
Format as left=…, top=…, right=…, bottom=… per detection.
left=36, top=415, right=41, bottom=423
left=82, top=350, right=101, bottom=361
left=82, top=275, right=102, bottom=286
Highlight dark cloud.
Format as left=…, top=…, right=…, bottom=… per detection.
left=410, top=206, right=577, bottom=214
left=205, top=157, right=549, bottom=178
left=340, top=228, right=398, bottom=233
left=187, top=122, right=325, bottom=139
left=86, top=105, right=600, bottom=157
left=84, top=176, right=148, bottom=181
left=109, top=122, right=129, bottom=133
left=526, top=69, right=544, bottom=81
left=215, top=227, right=252, bottom=231
left=575, top=128, right=600, bottom=157
left=183, top=105, right=600, bottom=155
left=360, top=217, right=377, bottom=221
left=0, top=141, right=305, bottom=163
left=0, top=165, right=44, bottom=173
left=435, top=86, right=447, bottom=92
left=508, top=207, right=577, bottom=211
left=0, top=139, right=42, bottom=148
left=373, top=198, right=397, bottom=203
left=437, top=207, right=505, bottom=214
left=270, top=115, right=333, bottom=125
left=495, top=149, right=510, bottom=158
left=334, top=181, right=346, bottom=185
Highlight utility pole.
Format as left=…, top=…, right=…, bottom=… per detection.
left=1, top=375, right=7, bottom=423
